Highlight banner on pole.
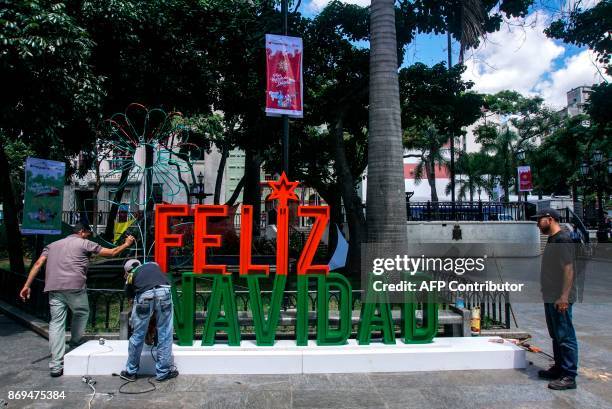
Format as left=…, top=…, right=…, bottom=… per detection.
left=22, top=157, right=65, bottom=235
left=265, top=34, right=303, bottom=118
left=517, top=165, right=533, bottom=192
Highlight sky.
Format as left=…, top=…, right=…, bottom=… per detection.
left=300, top=0, right=609, bottom=109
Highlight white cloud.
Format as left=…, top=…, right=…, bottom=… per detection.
left=462, top=12, right=564, bottom=96
left=535, top=50, right=610, bottom=108
left=308, top=0, right=370, bottom=12
left=462, top=11, right=608, bottom=109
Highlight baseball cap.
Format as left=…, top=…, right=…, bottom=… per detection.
left=531, top=208, right=561, bottom=221
left=123, top=259, right=142, bottom=273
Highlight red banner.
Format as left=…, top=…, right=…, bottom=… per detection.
left=517, top=165, right=533, bottom=191
left=265, top=34, right=303, bottom=118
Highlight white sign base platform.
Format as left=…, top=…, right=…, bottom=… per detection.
left=64, top=337, right=526, bottom=376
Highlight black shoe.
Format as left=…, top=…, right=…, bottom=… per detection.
left=538, top=366, right=562, bottom=380
left=156, top=369, right=178, bottom=382
left=548, top=376, right=577, bottom=390
left=119, top=370, right=137, bottom=382
left=50, top=369, right=63, bottom=378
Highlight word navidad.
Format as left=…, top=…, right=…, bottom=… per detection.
left=154, top=173, right=438, bottom=347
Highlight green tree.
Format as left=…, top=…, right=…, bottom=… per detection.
left=399, top=62, right=483, bottom=201
left=0, top=0, right=104, bottom=273
left=475, top=91, right=560, bottom=201
left=545, top=0, right=611, bottom=141
left=531, top=115, right=590, bottom=197
left=450, top=152, right=490, bottom=201
left=404, top=121, right=448, bottom=202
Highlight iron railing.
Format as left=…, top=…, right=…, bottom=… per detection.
left=406, top=201, right=532, bottom=222
left=0, top=268, right=511, bottom=333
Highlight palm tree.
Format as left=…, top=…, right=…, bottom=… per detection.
left=446, top=152, right=489, bottom=201
left=403, top=121, right=449, bottom=202
left=366, top=0, right=407, bottom=244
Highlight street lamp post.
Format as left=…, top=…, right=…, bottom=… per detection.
left=581, top=151, right=610, bottom=243
left=516, top=148, right=528, bottom=203
left=190, top=171, right=212, bottom=205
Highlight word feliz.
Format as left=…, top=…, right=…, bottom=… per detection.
left=153, top=173, right=438, bottom=347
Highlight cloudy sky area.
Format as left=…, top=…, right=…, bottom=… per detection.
left=303, top=0, right=609, bottom=109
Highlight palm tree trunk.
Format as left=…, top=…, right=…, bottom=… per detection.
left=424, top=158, right=438, bottom=202
left=366, top=0, right=407, bottom=245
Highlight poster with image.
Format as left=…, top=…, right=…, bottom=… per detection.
left=21, top=157, right=66, bottom=235
left=265, top=34, right=303, bottom=118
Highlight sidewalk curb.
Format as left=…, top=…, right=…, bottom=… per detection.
left=0, top=300, right=120, bottom=341
left=0, top=300, right=49, bottom=339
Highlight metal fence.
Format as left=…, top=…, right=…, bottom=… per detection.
left=0, top=266, right=511, bottom=334
left=62, top=211, right=111, bottom=227
left=407, top=201, right=532, bottom=222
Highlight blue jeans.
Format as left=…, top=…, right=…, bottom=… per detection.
left=544, top=303, right=578, bottom=378
left=126, top=287, right=174, bottom=379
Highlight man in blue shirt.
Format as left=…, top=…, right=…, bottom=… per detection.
left=120, top=259, right=178, bottom=382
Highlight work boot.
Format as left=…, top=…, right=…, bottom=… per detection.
left=538, top=365, right=562, bottom=380
left=50, top=369, right=63, bottom=378
left=156, top=369, right=179, bottom=382
left=548, top=376, right=577, bottom=390
left=119, top=370, right=137, bottom=382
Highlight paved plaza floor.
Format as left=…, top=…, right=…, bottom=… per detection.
left=0, top=303, right=611, bottom=408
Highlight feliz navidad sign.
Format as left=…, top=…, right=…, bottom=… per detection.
left=154, top=174, right=438, bottom=347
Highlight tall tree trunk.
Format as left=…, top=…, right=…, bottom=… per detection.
left=225, top=175, right=245, bottom=207
left=332, top=116, right=367, bottom=278
left=92, top=158, right=101, bottom=235
left=243, top=149, right=262, bottom=237
left=0, top=143, right=25, bottom=274
left=214, top=143, right=229, bottom=205
left=366, top=0, right=408, bottom=246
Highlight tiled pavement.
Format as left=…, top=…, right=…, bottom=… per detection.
left=0, top=303, right=610, bottom=409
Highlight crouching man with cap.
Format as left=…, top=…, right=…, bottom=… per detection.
left=120, top=259, right=178, bottom=382
left=534, top=208, right=578, bottom=390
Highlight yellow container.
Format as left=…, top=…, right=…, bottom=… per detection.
left=470, top=307, right=481, bottom=335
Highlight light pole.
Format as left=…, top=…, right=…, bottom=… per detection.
left=516, top=148, right=528, bottom=203
left=281, top=0, right=289, bottom=175
left=190, top=171, right=212, bottom=205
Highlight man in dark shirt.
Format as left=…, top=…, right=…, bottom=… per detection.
left=534, top=208, right=578, bottom=390
left=120, top=259, right=178, bottom=382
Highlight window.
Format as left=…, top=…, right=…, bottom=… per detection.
left=108, top=149, right=129, bottom=170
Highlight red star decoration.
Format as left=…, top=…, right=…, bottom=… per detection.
left=267, top=172, right=299, bottom=207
